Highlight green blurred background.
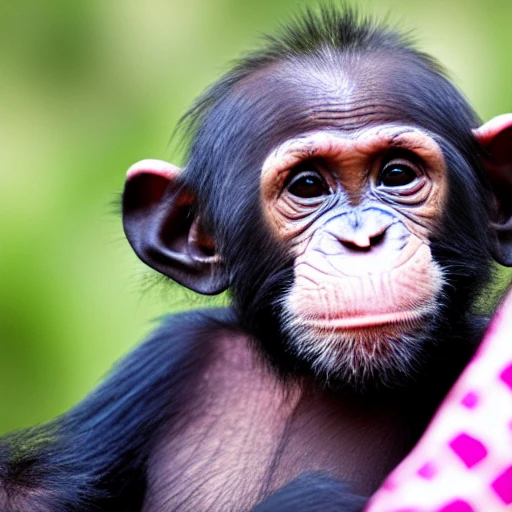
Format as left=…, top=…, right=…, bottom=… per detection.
left=1, top=0, right=511, bottom=434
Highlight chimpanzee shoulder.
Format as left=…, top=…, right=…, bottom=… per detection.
left=0, top=308, right=238, bottom=512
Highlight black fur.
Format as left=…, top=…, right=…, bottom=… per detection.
left=0, top=310, right=237, bottom=511
left=253, top=472, right=367, bottom=512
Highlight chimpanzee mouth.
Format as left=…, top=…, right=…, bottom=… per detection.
left=301, top=310, right=428, bottom=330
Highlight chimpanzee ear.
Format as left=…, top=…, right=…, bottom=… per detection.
left=122, top=159, right=228, bottom=295
left=473, top=114, right=512, bottom=266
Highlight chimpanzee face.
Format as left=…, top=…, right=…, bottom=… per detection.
left=259, top=125, right=448, bottom=387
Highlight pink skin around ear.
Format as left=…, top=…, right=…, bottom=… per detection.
left=364, top=288, right=512, bottom=512
left=126, top=159, right=182, bottom=181
left=472, top=114, right=512, bottom=147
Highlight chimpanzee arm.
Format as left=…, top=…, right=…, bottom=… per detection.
left=0, top=308, right=235, bottom=512
left=253, top=472, right=367, bottom=512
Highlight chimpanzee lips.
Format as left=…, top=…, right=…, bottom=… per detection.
left=301, top=309, right=428, bottom=331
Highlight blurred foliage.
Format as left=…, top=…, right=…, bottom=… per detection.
left=1, top=0, right=511, bottom=434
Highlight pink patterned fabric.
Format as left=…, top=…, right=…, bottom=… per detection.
left=365, top=289, right=512, bottom=512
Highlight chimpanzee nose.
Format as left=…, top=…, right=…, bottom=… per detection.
left=337, top=222, right=388, bottom=251
left=331, top=209, right=395, bottom=252
left=318, top=208, right=411, bottom=275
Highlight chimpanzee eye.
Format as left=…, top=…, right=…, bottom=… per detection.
left=378, top=163, right=418, bottom=187
left=287, top=171, right=330, bottom=199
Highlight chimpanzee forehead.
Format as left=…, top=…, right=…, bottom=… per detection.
left=232, top=50, right=461, bottom=144
left=279, top=54, right=397, bottom=126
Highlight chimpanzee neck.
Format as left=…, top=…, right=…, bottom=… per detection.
left=142, top=330, right=428, bottom=511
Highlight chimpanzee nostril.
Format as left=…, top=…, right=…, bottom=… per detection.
left=340, top=239, right=371, bottom=252
left=338, top=230, right=386, bottom=252
left=370, top=231, right=386, bottom=247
